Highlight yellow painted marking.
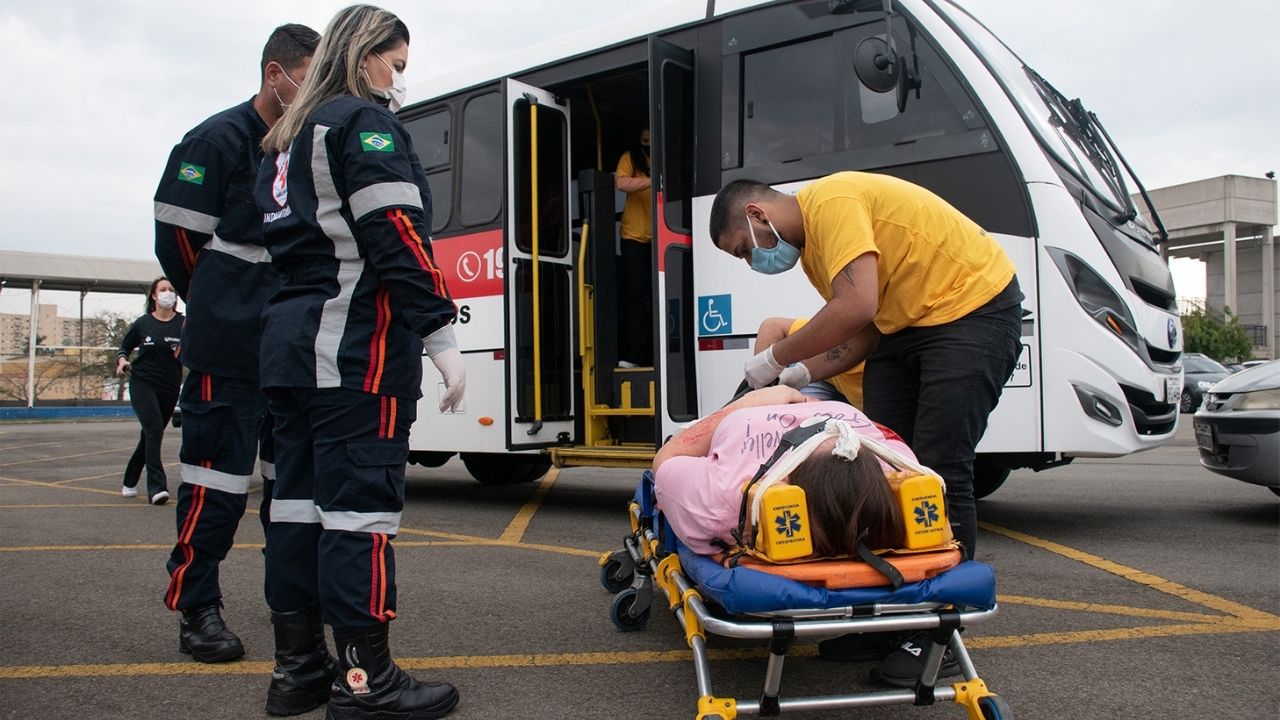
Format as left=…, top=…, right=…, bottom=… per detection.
left=0, top=476, right=121, bottom=497
left=0, top=503, right=156, bottom=509
left=53, top=462, right=180, bottom=485
left=966, top=620, right=1280, bottom=649
left=997, top=594, right=1269, bottom=626
left=498, top=467, right=559, bottom=543
left=0, top=440, right=68, bottom=451
left=981, top=522, right=1279, bottom=622
left=0, top=540, right=467, bottom=553
left=0, top=446, right=134, bottom=469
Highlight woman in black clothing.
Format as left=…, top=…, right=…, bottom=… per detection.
left=117, top=277, right=184, bottom=505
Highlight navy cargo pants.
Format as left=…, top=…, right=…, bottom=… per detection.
left=264, top=387, right=415, bottom=629
left=164, top=371, right=272, bottom=611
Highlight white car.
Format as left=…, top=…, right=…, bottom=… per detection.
left=1192, top=360, right=1280, bottom=495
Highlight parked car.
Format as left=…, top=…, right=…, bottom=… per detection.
left=1179, top=353, right=1233, bottom=413
left=1192, top=360, right=1280, bottom=495
left=1240, top=360, right=1269, bottom=371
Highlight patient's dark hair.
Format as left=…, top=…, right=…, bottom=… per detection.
left=787, top=451, right=902, bottom=557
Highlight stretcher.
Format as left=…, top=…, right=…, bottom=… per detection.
left=600, top=470, right=1009, bottom=720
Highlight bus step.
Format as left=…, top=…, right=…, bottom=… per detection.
left=550, top=446, right=655, bottom=469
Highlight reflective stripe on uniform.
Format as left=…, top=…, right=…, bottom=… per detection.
left=311, top=125, right=360, bottom=261
left=154, top=201, right=219, bottom=234
left=314, top=258, right=364, bottom=387
left=348, top=181, right=422, bottom=221
left=316, top=508, right=401, bottom=535
left=258, top=460, right=275, bottom=481
left=180, top=463, right=252, bottom=495
left=208, top=234, right=272, bottom=264
left=311, top=124, right=367, bottom=388
left=271, top=498, right=321, bottom=524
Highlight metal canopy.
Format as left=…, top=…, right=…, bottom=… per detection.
left=0, top=250, right=162, bottom=294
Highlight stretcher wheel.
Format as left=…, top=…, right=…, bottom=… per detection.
left=978, top=695, right=1012, bottom=720
left=599, top=554, right=634, bottom=593
left=610, top=588, right=650, bottom=631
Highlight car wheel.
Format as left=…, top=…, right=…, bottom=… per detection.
left=1179, top=389, right=1196, bottom=413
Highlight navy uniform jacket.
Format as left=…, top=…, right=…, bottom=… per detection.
left=154, top=99, right=278, bottom=383
left=256, top=96, right=456, bottom=399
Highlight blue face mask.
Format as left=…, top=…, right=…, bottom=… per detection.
left=747, top=212, right=800, bottom=275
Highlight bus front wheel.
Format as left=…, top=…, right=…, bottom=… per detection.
left=972, top=456, right=1011, bottom=499
left=460, top=453, right=552, bottom=485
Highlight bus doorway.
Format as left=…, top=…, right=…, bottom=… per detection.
left=546, top=42, right=696, bottom=467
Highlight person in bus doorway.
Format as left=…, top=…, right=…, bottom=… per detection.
left=117, top=277, right=184, bottom=505
left=615, top=125, right=653, bottom=368
left=708, top=171, right=1022, bottom=684
left=153, top=22, right=320, bottom=676
left=256, top=5, right=463, bottom=718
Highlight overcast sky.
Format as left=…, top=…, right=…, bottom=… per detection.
left=1, top=0, right=1276, bottom=312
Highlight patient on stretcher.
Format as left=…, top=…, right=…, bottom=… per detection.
left=653, top=386, right=911, bottom=559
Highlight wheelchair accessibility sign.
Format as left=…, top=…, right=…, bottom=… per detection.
left=697, top=294, right=732, bottom=336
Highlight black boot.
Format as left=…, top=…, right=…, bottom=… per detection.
left=179, top=604, right=245, bottom=663
left=266, top=608, right=339, bottom=716
left=327, top=624, right=458, bottom=720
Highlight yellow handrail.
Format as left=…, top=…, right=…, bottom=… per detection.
left=530, top=103, right=543, bottom=425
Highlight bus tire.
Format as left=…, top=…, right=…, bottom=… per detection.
left=408, top=451, right=454, bottom=468
left=460, top=453, right=552, bottom=485
left=972, top=456, right=1011, bottom=499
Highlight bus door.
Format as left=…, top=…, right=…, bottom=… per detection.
left=649, top=37, right=698, bottom=442
left=504, top=79, right=575, bottom=448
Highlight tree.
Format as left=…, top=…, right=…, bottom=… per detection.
left=1181, top=306, right=1254, bottom=363
left=80, top=310, right=134, bottom=401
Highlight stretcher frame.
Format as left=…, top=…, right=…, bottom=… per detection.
left=601, top=490, right=1010, bottom=720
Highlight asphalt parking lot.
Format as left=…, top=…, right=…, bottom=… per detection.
left=1, top=419, right=1276, bottom=720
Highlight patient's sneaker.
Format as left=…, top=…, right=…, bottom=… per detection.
left=817, top=632, right=901, bottom=662
left=121, top=484, right=139, bottom=498
left=869, top=632, right=961, bottom=688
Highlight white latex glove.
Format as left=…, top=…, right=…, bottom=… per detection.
left=744, top=346, right=785, bottom=388
left=425, top=326, right=465, bottom=412
left=778, top=362, right=812, bottom=389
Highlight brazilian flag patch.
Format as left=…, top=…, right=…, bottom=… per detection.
left=360, top=132, right=395, bottom=153
left=177, top=162, right=206, bottom=185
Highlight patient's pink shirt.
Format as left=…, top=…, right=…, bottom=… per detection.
left=654, top=401, right=914, bottom=556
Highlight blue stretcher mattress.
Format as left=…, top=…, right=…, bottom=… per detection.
left=636, top=472, right=996, bottom=616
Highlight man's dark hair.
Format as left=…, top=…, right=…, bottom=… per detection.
left=708, top=179, right=775, bottom=247
left=260, top=23, right=321, bottom=81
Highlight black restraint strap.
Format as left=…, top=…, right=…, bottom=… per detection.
left=855, top=528, right=905, bottom=590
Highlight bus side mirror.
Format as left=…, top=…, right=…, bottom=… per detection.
left=853, top=35, right=900, bottom=93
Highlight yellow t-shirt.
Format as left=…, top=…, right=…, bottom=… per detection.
left=616, top=150, right=652, bottom=243
left=788, top=317, right=864, bottom=408
left=796, top=172, right=1015, bottom=335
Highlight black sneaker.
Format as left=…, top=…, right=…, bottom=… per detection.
left=817, top=632, right=902, bottom=662
left=869, top=632, right=961, bottom=688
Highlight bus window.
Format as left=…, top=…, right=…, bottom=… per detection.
left=742, top=35, right=836, bottom=166
left=660, top=59, right=694, bottom=234
left=460, top=92, right=503, bottom=227
left=404, top=109, right=452, bottom=233
left=511, top=98, right=569, bottom=258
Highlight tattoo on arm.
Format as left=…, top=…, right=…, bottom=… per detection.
left=839, top=264, right=859, bottom=287
left=824, top=342, right=849, bottom=362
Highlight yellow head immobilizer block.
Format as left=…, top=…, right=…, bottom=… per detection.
left=748, top=483, right=813, bottom=561
left=887, top=472, right=949, bottom=550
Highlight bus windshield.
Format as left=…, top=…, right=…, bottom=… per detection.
left=937, top=1, right=1148, bottom=233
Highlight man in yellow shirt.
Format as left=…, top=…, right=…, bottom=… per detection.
left=710, top=171, right=1021, bottom=555
left=709, top=171, right=1022, bottom=683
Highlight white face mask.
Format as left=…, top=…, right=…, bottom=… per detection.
left=271, top=69, right=302, bottom=111
left=367, top=53, right=406, bottom=112
left=156, top=291, right=177, bottom=310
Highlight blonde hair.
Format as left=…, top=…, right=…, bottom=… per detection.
left=262, top=4, right=409, bottom=153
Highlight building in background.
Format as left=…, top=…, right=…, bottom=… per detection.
left=1138, top=174, right=1277, bottom=359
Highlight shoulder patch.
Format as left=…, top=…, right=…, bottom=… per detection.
left=177, top=162, right=206, bottom=185
left=359, top=132, right=396, bottom=153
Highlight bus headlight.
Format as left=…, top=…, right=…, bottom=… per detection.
left=1047, top=248, right=1141, bottom=355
